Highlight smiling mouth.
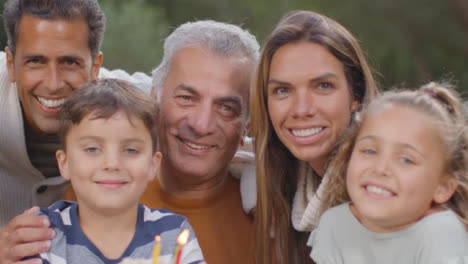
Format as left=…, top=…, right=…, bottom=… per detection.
left=365, top=185, right=394, bottom=198
left=290, top=127, right=324, bottom=137
left=178, top=137, right=214, bottom=150
left=95, top=180, right=128, bottom=189
left=36, top=96, right=66, bottom=108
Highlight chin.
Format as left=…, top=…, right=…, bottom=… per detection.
left=177, top=166, right=212, bottom=178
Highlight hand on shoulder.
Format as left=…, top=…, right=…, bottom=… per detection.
left=0, top=207, right=54, bottom=263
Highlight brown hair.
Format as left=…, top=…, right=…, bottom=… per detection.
left=59, top=78, right=159, bottom=152
left=321, top=82, right=468, bottom=229
left=251, top=10, right=379, bottom=264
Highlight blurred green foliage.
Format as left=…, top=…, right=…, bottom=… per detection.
left=0, top=0, right=466, bottom=96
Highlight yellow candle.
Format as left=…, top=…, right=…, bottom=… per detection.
left=152, top=235, right=161, bottom=264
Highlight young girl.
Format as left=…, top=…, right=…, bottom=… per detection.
left=309, top=82, right=468, bottom=263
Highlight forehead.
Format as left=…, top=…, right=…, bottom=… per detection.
left=15, top=15, right=90, bottom=58
left=360, top=104, right=442, bottom=150
left=269, top=41, right=345, bottom=81
left=163, top=46, right=251, bottom=101
left=69, top=111, right=148, bottom=135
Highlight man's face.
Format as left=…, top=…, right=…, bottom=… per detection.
left=157, top=47, right=250, bottom=182
left=6, top=15, right=102, bottom=134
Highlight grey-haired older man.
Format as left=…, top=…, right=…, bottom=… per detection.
left=139, top=20, right=259, bottom=264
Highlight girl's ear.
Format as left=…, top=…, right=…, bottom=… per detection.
left=56, top=150, right=70, bottom=181
left=433, top=173, right=458, bottom=204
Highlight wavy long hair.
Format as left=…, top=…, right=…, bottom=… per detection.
left=250, top=10, right=378, bottom=264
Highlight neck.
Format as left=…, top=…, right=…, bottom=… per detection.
left=308, top=159, right=327, bottom=177
left=78, top=204, right=138, bottom=259
left=158, top=160, right=230, bottom=199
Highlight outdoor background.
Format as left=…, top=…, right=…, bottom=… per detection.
left=0, top=0, right=466, bottom=96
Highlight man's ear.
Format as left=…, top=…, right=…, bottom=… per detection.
left=351, top=99, right=359, bottom=112
left=91, top=51, right=103, bottom=79
left=433, top=173, right=458, bottom=204
left=56, top=150, right=71, bottom=181
left=148, top=151, right=162, bottom=181
left=240, top=121, right=250, bottom=146
left=5, top=47, right=16, bottom=83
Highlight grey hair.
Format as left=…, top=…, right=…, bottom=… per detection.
left=151, top=20, right=260, bottom=101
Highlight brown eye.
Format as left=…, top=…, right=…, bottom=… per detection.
left=274, top=86, right=289, bottom=95
left=317, top=82, right=333, bottom=90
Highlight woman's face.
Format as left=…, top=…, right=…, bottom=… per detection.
left=267, top=42, right=357, bottom=175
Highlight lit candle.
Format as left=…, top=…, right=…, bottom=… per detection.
left=173, top=229, right=190, bottom=264
left=152, top=235, right=161, bottom=264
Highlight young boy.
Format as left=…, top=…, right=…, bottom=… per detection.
left=36, top=79, right=204, bottom=264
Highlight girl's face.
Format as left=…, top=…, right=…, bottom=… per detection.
left=346, top=104, right=456, bottom=233
left=267, top=42, right=357, bottom=175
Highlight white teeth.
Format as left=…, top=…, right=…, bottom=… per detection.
left=184, top=140, right=212, bottom=150
left=366, top=185, right=392, bottom=197
left=291, top=127, right=323, bottom=137
left=37, top=97, right=66, bottom=108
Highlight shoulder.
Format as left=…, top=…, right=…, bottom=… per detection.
left=141, top=205, right=189, bottom=233
left=0, top=51, right=5, bottom=65
left=418, top=210, right=467, bottom=237
left=319, top=203, right=349, bottom=223
left=309, top=203, right=351, bottom=247
left=38, top=200, right=76, bottom=228
left=0, top=51, right=10, bottom=83
left=98, top=67, right=152, bottom=94
left=417, top=210, right=468, bottom=259
left=228, top=145, right=257, bottom=214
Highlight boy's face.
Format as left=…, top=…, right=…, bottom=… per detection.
left=56, top=111, right=160, bottom=215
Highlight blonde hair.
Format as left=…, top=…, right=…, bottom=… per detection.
left=321, top=82, right=468, bottom=229
left=251, top=10, right=378, bottom=264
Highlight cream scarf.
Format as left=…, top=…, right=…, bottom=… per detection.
left=291, top=161, right=330, bottom=232
left=231, top=142, right=330, bottom=232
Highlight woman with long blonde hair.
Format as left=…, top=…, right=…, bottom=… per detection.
left=250, top=10, right=379, bottom=263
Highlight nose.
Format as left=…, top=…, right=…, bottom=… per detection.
left=373, top=154, right=390, bottom=177
left=291, top=88, right=316, bottom=118
left=103, top=150, right=121, bottom=171
left=44, top=63, right=65, bottom=93
left=186, top=103, right=216, bottom=136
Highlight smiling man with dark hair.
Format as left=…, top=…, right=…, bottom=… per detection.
left=0, top=0, right=151, bottom=262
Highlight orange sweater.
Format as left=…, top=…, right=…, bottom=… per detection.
left=140, top=177, right=255, bottom=264
left=62, top=176, right=255, bottom=264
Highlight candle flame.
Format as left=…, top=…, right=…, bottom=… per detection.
left=176, top=229, right=189, bottom=246
left=155, top=235, right=161, bottom=243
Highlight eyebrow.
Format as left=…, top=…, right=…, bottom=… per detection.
left=21, top=54, right=45, bottom=61
left=58, top=55, right=85, bottom=62
left=177, top=83, right=243, bottom=105
left=77, top=135, right=103, bottom=142
left=268, top=72, right=339, bottom=86
left=215, top=95, right=242, bottom=106
left=357, top=135, right=426, bottom=158
left=267, top=79, right=289, bottom=86
left=21, top=54, right=85, bottom=62
left=176, top=84, right=199, bottom=97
